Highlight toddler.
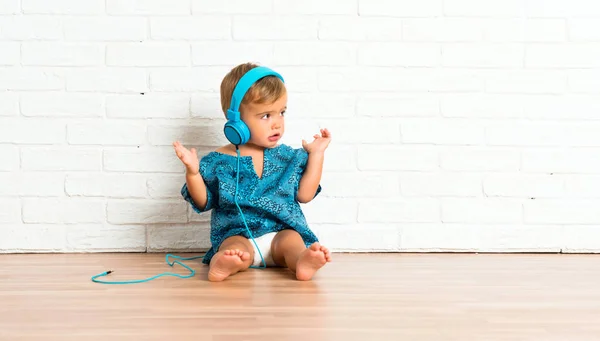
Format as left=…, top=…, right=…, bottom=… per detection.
left=173, top=62, right=332, bottom=282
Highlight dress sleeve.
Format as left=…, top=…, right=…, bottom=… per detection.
left=296, top=148, right=322, bottom=200
left=181, top=155, right=215, bottom=213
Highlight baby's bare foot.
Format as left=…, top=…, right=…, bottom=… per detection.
left=295, top=242, right=331, bottom=281
left=208, top=249, right=250, bottom=282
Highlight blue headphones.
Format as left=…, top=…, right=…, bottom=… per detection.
left=224, top=66, right=284, bottom=145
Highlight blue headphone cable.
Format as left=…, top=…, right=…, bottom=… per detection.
left=91, top=146, right=265, bottom=284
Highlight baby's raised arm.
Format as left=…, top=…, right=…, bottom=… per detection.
left=173, top=141, right=209, bottom=210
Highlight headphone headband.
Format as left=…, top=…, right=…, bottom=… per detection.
left=227, top=66, right=284, bottom=121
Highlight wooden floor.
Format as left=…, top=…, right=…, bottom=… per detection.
left=0, top=253, right=599, bottom=341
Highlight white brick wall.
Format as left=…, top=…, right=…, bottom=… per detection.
left=1, top=0, right=600, bottom=254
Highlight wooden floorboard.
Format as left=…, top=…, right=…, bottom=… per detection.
left=0, top=253, right=599, bottom=340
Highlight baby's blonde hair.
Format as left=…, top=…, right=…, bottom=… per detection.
left=220, top=62, right=286, bottom=117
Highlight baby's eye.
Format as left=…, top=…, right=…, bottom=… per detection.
left=261, top=113, right=269, bottom=119
left=281, top=110, right=286, bottom=116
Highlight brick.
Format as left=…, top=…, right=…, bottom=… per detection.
left=484, top=174, right=563, bottom=198
left=147, top=175, right=183, bottom=198
left=275, top=0, right=357, bottom=14
left=103, top=147, right=183, bottom=173
left=569, top=19, right=600, bottom=42
left=0, top=172, right=65, bottom=197
left=64, top=17, right=147, bottom=41
left=68, top=120, right=147, bottom=145
left=525, top=0, right=600, bottom=18
left=107, top=200, right=187, bottom=224
left=359, top=0, right=442, bottom=17
left=0, top=224, right=65, bottom=252
left=525, top=199, right=600, bottom=224
left=565, top=175, right=600, bottom=198
left=0, top=42, right=19, bottom=66
left=562, top=226, right=600, bottom=253
left=0, top=92, right=18, bottom=116
left=476, top=224, right=562, bottom=252
left=401, top=118, right=485, bottom=145
left=234, top=16, right=317, bottom=40
left=485, top=70, right=567, bottom=94
left=21, top=147, right=101, bottom=171
left=444, top=0, right=524, bottom=17
left=358, top=145, right=438, bottom=171
left=191, top=93, right=225, bottom=119
left=66, top=68, right=148, bottom=93
left=323, top=144, right=356, bottom=172
left=359, top=43, right=440, bottom=67
left=107, top=43, right=190, bottom=67
left=0, top=16, right=62, bottom=40
left=402, top=18, right=483, bottom=42
left=302, top=198, right=358, bottom=224
left=522, top=95, right=600, bottom=120
left=21, top=43, right=104, bottom=66
left=314, top=224, right=401, bottom=251
left=400, top=173, right=482, bottom=197
left=65, top=173, right=147, bottom=198
left=147, top=223, right=211, bottom=251
left=357, top=94, right=439, bottom=118
left=319, top=67, right=483, bottom=93
left=358, top=198, right=440, bottom=223
left=22, top=198, right=105, bottom=223
left=150, top=67, right=227, bottom=92
left=400, top=223, right=477, bottom=251
left=193, top=0, right=271, bottom=14
left=441, top=94, right=523, bottom=118
left=526, top=44, right=600, bottom=68
left=148, top=123, right=228, bottom=146
left=106, top=94, right=189, bottom=119
left=192, top=42, right=274, bottom=66
left=268, top=66, right=318, bottom=93
left=22, top=0, right=104, bottom=14
left=151, top=16, right=230, bottom=40
left=287, top=93, right=355, bottom=118
left=0, top=118, right=65, bottom=144
left=0, top=145, right=19, bottom=171
left=400, top=224, right=562, bottom=252
left=21, top=93, right=104, bottom=117
left=0, top=68, right=64, bottom=91
left=274, top=42, right=356, bottom=66
left=107, top=0, right=190, bottom=15
left=486, top=122, right=600, bottom=147
left=66, top=224, right=146, bottom=251
left=0, top=199, right=20, bottom=223
left=0, top=0, right=19, bottom=14
left=442, top=43, right=524, bottom=68
left=442, top=198, right=522, bottom=223
left=484, top=19, right=566, bottom=42
left=316, top=118, right=400, bottom=144
left=522, top=149, right=600, bottom=173
left=441, top=148, right=520, bottom=171
left=319, top=17, right=402, bottom=41
left=568, top=70, right=600, bottom=93
left=319, top=172, right=399, bottom=198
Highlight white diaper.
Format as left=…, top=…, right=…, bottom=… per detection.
left=250, top=232, right=277, bottom=267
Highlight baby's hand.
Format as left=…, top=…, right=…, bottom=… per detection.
left=173, top=141, right=200, bottom=175
left=302, top=128, right=331, bottom=154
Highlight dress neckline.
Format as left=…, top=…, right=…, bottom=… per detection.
left=211, top=144, right=283, bottom=180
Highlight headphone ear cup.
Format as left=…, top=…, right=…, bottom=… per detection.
left=224, top=120, right=250, bottom=145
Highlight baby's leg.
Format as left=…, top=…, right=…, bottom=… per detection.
left=271, top=230, right=331, bottom=281
left=208, top=235, right=254, bottom=282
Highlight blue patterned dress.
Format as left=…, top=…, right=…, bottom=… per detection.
left=181, top=143, right=321, bottom=264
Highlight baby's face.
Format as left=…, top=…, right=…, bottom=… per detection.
left=241, top=92, right=287, bottom=148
